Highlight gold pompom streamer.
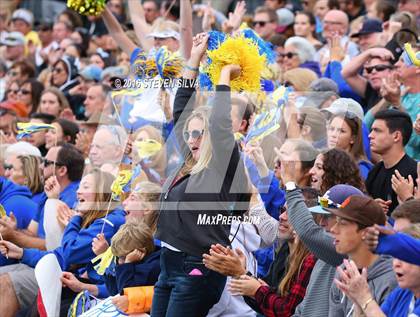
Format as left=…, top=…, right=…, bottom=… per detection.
left=67, top=0, right=106, bottom=16
left=92, top=247, right=115, bottom=275
left=206, top=35, right=266, bottom=92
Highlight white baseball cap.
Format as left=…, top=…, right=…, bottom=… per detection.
left=0, top=32, right=26, bottom=47
left=321, top=98, right=364, bottom=121
left=12, top=9, right=34, bottom=26
left=147, top=29, right=180, bottom=41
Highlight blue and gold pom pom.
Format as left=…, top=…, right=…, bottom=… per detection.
left=206, top=35, right=266, bottom=92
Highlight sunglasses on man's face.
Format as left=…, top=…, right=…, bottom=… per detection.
left=364, top=64, right=393, bottom=74
left=183, top=129, right=204, bottom=142
left=252, top=20, right=270, bottom=27
left=43, top=159, right=64, bottom=167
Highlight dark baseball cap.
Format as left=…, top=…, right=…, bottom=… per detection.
left=326, top=195, right=386, bottom=227
left=351, top=18, right=383, bottom=38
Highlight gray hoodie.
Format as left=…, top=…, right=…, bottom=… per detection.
left=329, top=255, right=398, bottom=317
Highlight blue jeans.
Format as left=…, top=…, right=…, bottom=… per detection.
left=151, top=248, right=226, bottom=317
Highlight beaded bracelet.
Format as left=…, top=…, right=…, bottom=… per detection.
left=184, top=64, right=199, bottom=72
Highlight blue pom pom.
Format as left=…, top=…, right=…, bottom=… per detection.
left=199, top=72, right=213, bottom=91
left=207, top=31, right=227, bottom=51
left=242, top=29, right=276, bottom=64
left=261, top=79, right=274, bottom=92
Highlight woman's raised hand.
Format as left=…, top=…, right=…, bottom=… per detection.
left=190, top=33, right=210, bottom=64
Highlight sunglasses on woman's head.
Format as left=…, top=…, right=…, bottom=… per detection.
left=183, top=129, right=204, bottom=142
left=364, top=64, right=393, bottom=74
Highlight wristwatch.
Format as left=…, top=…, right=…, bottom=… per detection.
left=285, top=181, right=297, bottom=191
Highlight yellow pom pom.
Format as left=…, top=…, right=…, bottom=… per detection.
left=206, top=36, right=266, bottom=92
left=67, top=0, right=105, bottom=16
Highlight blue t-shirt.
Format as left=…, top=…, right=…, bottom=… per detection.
left=34, top=181, right=79, bottom=239
left=381, top=287, right=420, bottom=316
left=32, top=191, right=45, bottom=207
left=0, top=177, right=37, bottom=266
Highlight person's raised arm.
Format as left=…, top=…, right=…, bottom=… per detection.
left=281, top=162, right=345, bottom=266
left=341, top=48, right=394, bottom=98
left=102, top=7, right=137, bottom=56
left=127, top=0, right=154, bottom=53
left=341, top=50, right=370, bottom=97
left=180, top=0, right=193, bottom=60
left=173, top=33, right=208, bottom=158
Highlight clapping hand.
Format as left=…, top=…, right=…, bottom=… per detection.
left=45, top=176, right=61, bottom=199
left=380, top=73, right=401, bottom=106
left=229, top=274, right=268, bottom=297
left=391, top=170, right=415, bottom=202
left=334, top=259, right=372, bottom=307
left=329, top=33, right=348, bottom=62
left=56, top=203, right=76, bottom=230
left=203, top=244, right=247, bottom=277
left=244, top=142, right=269, bottom=178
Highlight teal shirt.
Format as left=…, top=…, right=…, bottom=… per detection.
left=402, top=93, right=420, bottom=160
left=363, top=92, right=420, bottom=160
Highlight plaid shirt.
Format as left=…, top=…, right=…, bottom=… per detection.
left=254, top=254, right=316, bottom=317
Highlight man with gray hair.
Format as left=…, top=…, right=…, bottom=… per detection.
left=88, top=125, right=127, bottom=174
left=83, top=84, right=111, bottom=119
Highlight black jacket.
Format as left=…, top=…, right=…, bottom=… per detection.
left=155, top=83, right=251, bottom=257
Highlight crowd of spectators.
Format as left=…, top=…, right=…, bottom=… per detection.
left=0, top=0, right=419, bottom=316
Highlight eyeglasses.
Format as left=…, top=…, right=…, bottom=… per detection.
left=3, top=163, right=13, bottom=170
left=364, top=64, right=394, bottom=74
left=18, top=89, right=31, bottom=95
left=43, top=159, right=64, bottom=167
left=252, top=21, right=270, bottom=27
left=280, top=52, right=298, bottom=59
left=6, top=89, right=19, bottom=94
left=183, top=129, right=204, bottom=142
left=7, top=88, right=31, bottom=95
left=323, top=20, right=344, bottom=26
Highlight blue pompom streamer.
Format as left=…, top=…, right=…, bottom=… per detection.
left=241, top=29, right=276, bottom=64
